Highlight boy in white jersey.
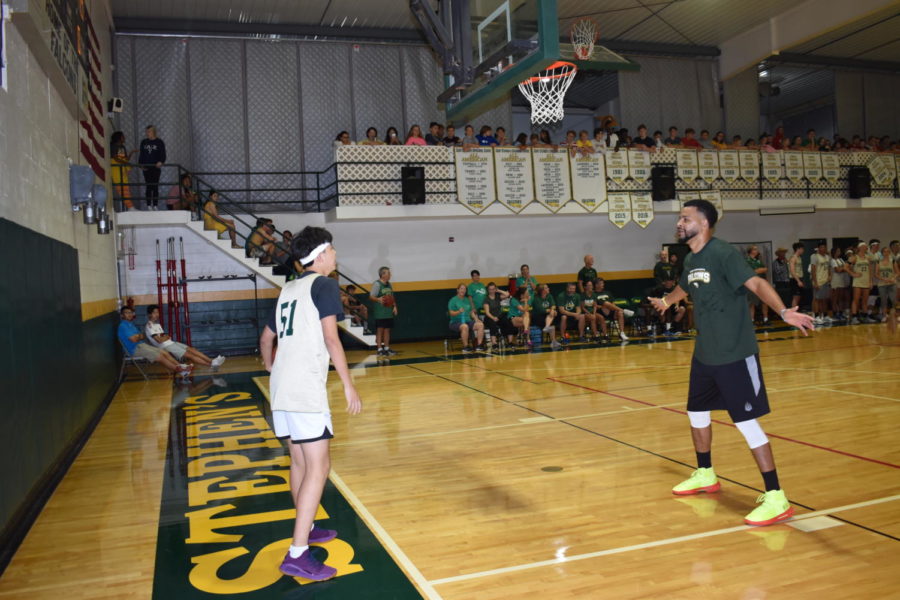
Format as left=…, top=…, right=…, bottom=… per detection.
left=259, top=226, right=362, bottom=581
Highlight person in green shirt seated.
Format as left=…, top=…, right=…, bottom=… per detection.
left=595, top=278, right=629, bottom=341
left=581, top=280, right=603, bottom=340
left=531, top=284, right=561, bottom=350
left=448, top=283, right=484, bottom=353
left=482, top=282, right=514, bottom=347
left=654, top=248, right=676, bottom=285
left=467, top=269, right=487, bottom=317
left=507, top=287, right=532, bottom=346
left=515, top=264, right=538, bottom=295
left=577, top=254, right=598, bottom=294
left=557, top=282, right=586, bottom=342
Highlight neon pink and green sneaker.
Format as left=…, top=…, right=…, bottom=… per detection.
left=672, top=467, right=721, bottom=495
left=744, top=490, right=794, bottom=526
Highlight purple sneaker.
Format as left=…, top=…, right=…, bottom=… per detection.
left=279, top=549, right=337, bottom=581
left=309, top=527, right=337, bottom=544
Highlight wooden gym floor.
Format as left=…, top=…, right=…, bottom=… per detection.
left=1, top=322, right=898, bottom=599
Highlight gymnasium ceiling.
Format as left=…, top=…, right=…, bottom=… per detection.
left=112, top=0, right=900, bottom=65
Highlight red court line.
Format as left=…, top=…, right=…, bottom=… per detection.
left=547, top=376, right=900, bottom=470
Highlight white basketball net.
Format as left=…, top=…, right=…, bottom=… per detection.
left=517, top=62, right=577, bottom=125
left=571, top=19, right=599, bottom=60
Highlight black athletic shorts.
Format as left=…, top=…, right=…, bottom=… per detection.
left=375, top=318, right=394, bottom=329
left=687, top=354, right=770, bottom=423
left=789, top=279, right=802, bottom=296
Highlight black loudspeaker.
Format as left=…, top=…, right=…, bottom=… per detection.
left=651, top=166, right=676, bottom=201
left=401, top=166, right=426, bottom=205
left=847, top=167, right=871, bottom=199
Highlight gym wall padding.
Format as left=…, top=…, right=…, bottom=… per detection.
left=0, top=219, right=119, bottom=560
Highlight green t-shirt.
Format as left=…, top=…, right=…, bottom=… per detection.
left=679, top=237, right=758, bottom=365
left=595, top=290, right=613, bottom=306
left=532, top=293, right=555, bottom=314
left=582, top=293, right=598, bottom=313
left=467, top=282, right=487, bottom=313
left=557, top=292, right=582, bottom=313
left=577, top=267, right=598, bottom=286
left=654, top=261, right=675, bottom=283
left=509, top=297, right=526, bottom=317
left=448, top=296, right=472, bottom=324
left=746, top=256, right=765, bottom=278
left=515, top=276, right=538, bottom=293
left=372, top=280, right=394, bottom=319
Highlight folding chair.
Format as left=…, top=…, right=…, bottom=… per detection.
left=119, top=339, right=150, bottom=382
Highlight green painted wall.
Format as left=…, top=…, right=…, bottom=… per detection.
left=0, top=219, right=119, bottom=557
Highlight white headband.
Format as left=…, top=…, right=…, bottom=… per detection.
left=300, top=242, right=331, bottom=265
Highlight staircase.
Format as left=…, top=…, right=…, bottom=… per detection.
left=116, top=210, right=375, bottom=346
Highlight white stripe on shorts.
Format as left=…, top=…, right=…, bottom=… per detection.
left=745, top=355, right=761, bottom=397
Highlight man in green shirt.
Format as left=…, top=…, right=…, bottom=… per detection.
left=467, top=270, right=487, bottom=316
left=577, top=255, right=598, bottom=294
left=448, top=283, right=484, bottom=353
left=649, top=199, right=814, bottom=527
left=531, top=284, right=560, bottom=350
left=370, top=266, right=398, bottom=356
left=654, top=248, right=676, bottom=285
left=515, top=264, right=538, bottom=295
left=595, top=278, right=629, bottom=342
left=557, top=282, right=586, bottom=342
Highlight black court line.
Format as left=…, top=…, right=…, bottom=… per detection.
left=408, top=363, right=900, bottom=543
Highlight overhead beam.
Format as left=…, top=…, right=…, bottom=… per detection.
left=718, top=0, right=898, bottom=79
left=113, top=18, right=426, bottom=43
left=596, top=39, right=719, bottom=58
left=767, top=52, right=900, bottom=74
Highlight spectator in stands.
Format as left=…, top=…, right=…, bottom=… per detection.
left=359, top=127, right=384, bottom=145
left=772, top=126, right=785, bottom=149
left=664, top=126, right=681, bottom=147
left=482, top=282, right=514, bottom=346
left=166, top=172, right=198, bottom=212
left=614, top=128, right=631, bottom=150
left=495, top=127, right=509, bottom=146
left=443, top=125, right=461, bottom=146
left=781, top=136, right=793, bottom=151
left=385, top=127, right=402, bottom=145
left=557, top=282, right=586, bottom=342
left=759, top=134, right=776, bottom=152
left=818, top=137, right=832, bottom=152
left=632, top=125, right=654, bottom=150
left=138, top=125, right=166, bottom=211
left=803, top=129, right=817, bottom=148
left=789, top=242, right=805, bottom=309
left=272, top=229, right=297, bottom=275
left=246, top=218, right=277, bottom=265
left=467, top=270, right=487, bottom=318
left=118, top=306, right=192, bottom=379
left=654, top=248, right=675, bottom=284
left=405, top=125, right=426, bottom=146
left=645, top=278, right=685, bottom=336
left=790, top=135, right=803, bottom=149
left=745, top=138, right=758, bottom=149
left=732, top=135, right=743, bottom=147
left=653, top=130, right=665, bottom=150
left=341, top=284, right=369, bottom=330
left=594, top=278, right=629, bottom=341
left=606, top=126, right=619, bottom=149
left=508, top=287, right=531, bottom=345
left=437, top=124, right=445, bottom=140
left=145, top=304, right=224, bottom=369
left=560, top=130, right=577, bottom=148
left=772, top=247, right=791, bottom=309
left=529, top=133, right=540, bottom=147
left=850, top=135, right=864, bottom=150
left=577, top=254, right=598, bottom=294
left=574, top=130, right=594, bottom=156
left=111, top=144, right=135, bottom=211
left=581, top=280, right=602, bottom=339
left=668, top=251, right=682, bottom=280
left=711, top=131, right=728, bottom=149
left=698, top=130, right=713, bottom=149
left=516, top=264, right=538, bottom=295
left=539, top=130, right=553, bottom=147
left=515, top=133, right=529, bottom=148
left=202, top=190, right=240, bottom=249
left=449, top=283, right=485, bottom=353
left=847, top=242, right=875, bottom=324
left=371, top=266, right=398, bottom=356
left=746, top=245, right=770, bottom=325
left=425, top=122, right=442, bottom=145
left=462, top=124, right=478, bottom=148
left=681, top=128, right=702, bottom=149
left=531, top=284, right=561, bottom=350
left=334, top=131, right=353, bottom=147
left=592, top=128, right=608, bottom=152
left=476, top=126, right=498, bottom=147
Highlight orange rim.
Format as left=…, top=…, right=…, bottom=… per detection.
left=520, top=61, right=577, bottom=84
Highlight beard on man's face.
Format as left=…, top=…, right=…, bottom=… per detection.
left=677, top=227, right=696, bottom=244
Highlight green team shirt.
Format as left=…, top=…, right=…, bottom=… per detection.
left=582, top=293, right=598, bottom=313
left=654, top=261, right=675, bottom=283
left=746, top=256, right=765, bottom=278
left=515, top=276, right=538, bottom=293
left=595, top=290, right=613, bottom=306
left=372, top=280, right=394, bottom=319
left=557, top=292, right=582, bottom=313
left=448, top=296, right=472, bottom=324
left=467, top=282, right=487, bottom=313
left=679, top=237, right=758, bottom=365
left=532, top=294, right=555, bottom=314
left=577, top=267, right=598, bottom=286
left=509, top=297, right=526, bottom=317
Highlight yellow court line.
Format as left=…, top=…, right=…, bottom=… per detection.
left=428, top=494, right=900, bottom=587
left=329, top=471, right=443, bottom=600
left=812, top=387, right=900, bottom=404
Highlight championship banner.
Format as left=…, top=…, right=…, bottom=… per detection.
left=761, top=152, right=783, bottom=182
left=868, top=154, right=897, bottom=186
left=783, top=151, right=804, bottom=184
left=802, top=152, right=822, bottom=182
left=820, top=153, right=840, bottom=183
left=628, top=150, right=651, bottom=182
left=718, top=150, right=739, bottom=183
left=677, top=150, right=698, bottom=182
left=738, top=151, right=759, bottom=182
left=607, top=192, right=632, bottom=229
left=532, top=148, right=572, bottom=212
left=699, top=190, right=724, bottom=220
left=455, top=148, right=496, bottom=213
left=630, top=192, right=654, bottom=229
left=605, top=150, right=629, bottom=184
left=494, top=147, right=534, bottom=213
left=569, top=151, right=606, bottom=212
left=698, top=150, right=719, bottom=183
left=678, top=192, right=699, bottom=203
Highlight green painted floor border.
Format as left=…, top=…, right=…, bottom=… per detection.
left=151, top=373, right=425, bottom=599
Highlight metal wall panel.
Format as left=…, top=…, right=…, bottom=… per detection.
left=112, top=36, right=137, bottom=150
left=401, top=46, right=444, bottom=133
left=299, top=43, right=353, bottom=171
left=132, top=37, right=193, bottom=169
left=724, top=67, right=760, bottom=142
left=351, top=45, right=404, bottom=143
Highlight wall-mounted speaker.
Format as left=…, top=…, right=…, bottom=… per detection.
left=651, top=166, right=676, bottom=201
left=401, top=166, right=426, bottom=205
left=847, top=167, right=870, bottom=199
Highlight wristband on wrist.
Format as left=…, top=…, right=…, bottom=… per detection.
left=661, top=297, right=669, bottom=308
left=780, top=308, right=788, bottom=318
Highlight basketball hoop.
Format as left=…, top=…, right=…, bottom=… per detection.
left=570, top=18, right=600, bottom=60
left=517, top=61, right=577, bottom=125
